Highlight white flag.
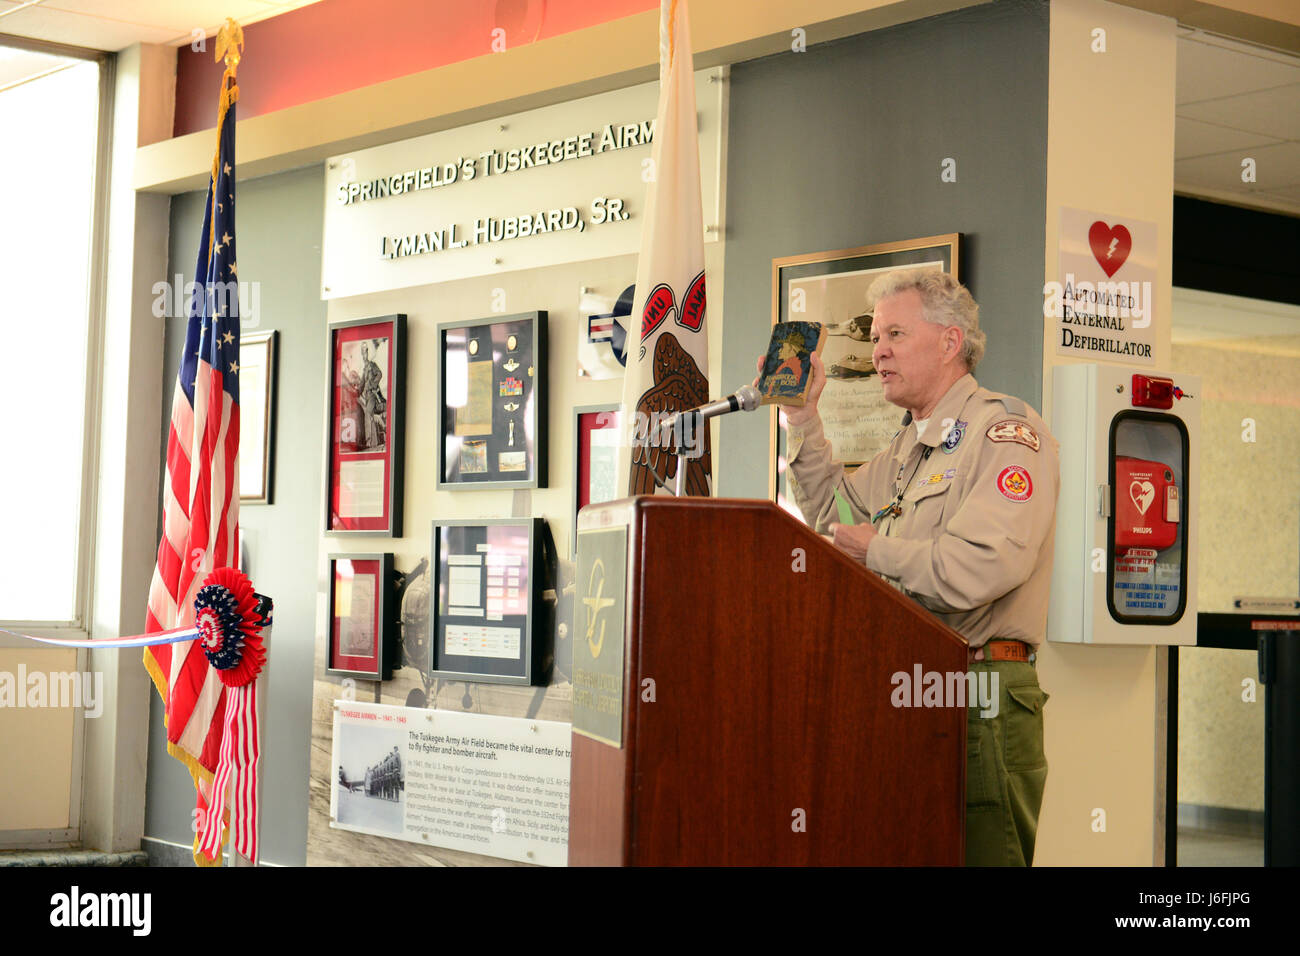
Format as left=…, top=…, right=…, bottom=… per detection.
left=617, top=0, right=711, bottom=498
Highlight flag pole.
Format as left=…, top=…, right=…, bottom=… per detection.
left=211, top=17, right=261, bottom=869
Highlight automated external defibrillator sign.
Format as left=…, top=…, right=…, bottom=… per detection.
left=1049, top=365, right=1200, bottom=646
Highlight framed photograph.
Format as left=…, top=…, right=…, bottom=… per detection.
left=239, top=330, right=277, bottom=504
left=438, top=312, right=547, bottom=489
left=572, top=404, right=622, bottom=556
left=327, top=553, right=396, bottom=681
left=769, top=234, right=961, bottom=501
left=325, top=314, right=406, bottom=535
left=430, top=518, right=547, bottom=686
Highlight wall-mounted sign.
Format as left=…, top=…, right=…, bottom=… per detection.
left=1050, top=206, right=1157, bottom=365
left=329, top=701, right=571, bottom=866
left=321, top=68, right=726, bottom=300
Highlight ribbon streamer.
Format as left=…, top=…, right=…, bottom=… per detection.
left=0, top=624, right=201, bottom=648
left=198, top=681, right=260, bottom=861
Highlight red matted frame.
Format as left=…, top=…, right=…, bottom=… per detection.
left=325, top=314, right=406, bottom=535
left=327, top=553, right=395, bottom=680
left=572, top=403, right=621, bottom=556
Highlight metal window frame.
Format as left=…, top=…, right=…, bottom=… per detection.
left=0, top=34, right=112, bottom=638
left=0, top=32, right=114, bottom=850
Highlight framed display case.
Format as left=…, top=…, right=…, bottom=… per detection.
left=326, top=553, right=396, bottom=681
left=238, top=329, right=277, bottom=504
left=438, top=311, right=547, bottom=489
left=325, top=314, right=406, bottom=535
left=572, top=403, right=622, bottom=556
left=429, top=518, right=548, bottom=686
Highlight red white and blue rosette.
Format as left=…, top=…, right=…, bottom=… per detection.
left=5, top=567, right=268, bottom=864
left=191, top=568, right=264, bottom=863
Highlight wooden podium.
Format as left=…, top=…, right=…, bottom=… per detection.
left=569, top=496, right=968, bottom=866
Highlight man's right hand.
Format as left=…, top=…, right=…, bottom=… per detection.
left=753, top=352, right=826, bottom=427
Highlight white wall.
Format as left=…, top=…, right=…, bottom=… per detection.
left=1036, top=0, right=1177, bottom=866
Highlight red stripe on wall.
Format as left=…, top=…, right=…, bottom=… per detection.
left=174, top=0, right=657, bottom=137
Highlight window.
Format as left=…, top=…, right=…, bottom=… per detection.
left=0, top=40, right=108, bottom=626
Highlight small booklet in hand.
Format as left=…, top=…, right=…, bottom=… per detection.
left=758, top=321, right=827, bottom=406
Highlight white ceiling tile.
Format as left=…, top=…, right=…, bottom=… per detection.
left=1175, top=157, right=1242, bottom=191
left=1175, top=116, right=1283, bottom=159
left=1176, top=141, right=1300, bottom=193
left=0, top=6, right=178, bottom=49
left=1177, top=37, right=1300, bottom=105
left=1257, top=183, right=1300, bottom=202
left=0, top=1, right=326, bottom=51
left=41, top=0, right=277, bottom=31
left=1177, top=84, right=1300, bottom=141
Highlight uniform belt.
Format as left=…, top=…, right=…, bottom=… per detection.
left=969, top=639, right=1034, bottom=664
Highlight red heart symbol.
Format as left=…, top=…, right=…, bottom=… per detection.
left=1088, top=221, right=1132, bottom=278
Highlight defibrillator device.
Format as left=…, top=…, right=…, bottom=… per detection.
left=1048, top=365, right=1200, bottom=646
left=1113, top=456, right=1179, bottom=551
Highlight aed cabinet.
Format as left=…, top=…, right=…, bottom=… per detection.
left=1048, top=363, right=1201, bottom=646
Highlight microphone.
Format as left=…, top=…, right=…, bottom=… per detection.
left=660, top=385, right=761, bottom=438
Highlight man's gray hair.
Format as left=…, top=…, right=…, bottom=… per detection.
left=865, top=270, right=986, bottom=370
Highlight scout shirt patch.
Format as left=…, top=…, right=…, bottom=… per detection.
left=914, top=468, right=957, bottom=488
left=941, top=419, right=966, bottom=454
left=997, top=465, right=1033, bottom=502
left=986, top=419, right=1040, bottom=452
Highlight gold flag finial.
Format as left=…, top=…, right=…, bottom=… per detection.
left=214, top=18, right=244, bottom=74
left=208, top=16, right=243, bottom=223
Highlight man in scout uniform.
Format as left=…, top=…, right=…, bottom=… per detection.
left=773, top=269, right=1058, bottom=866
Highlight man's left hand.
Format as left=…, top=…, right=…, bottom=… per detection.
left=828, top=521, right=877, bottom=564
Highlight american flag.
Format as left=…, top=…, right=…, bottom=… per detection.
left=143, top=88, right=244, bottom=866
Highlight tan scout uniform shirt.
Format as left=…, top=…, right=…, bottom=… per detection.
left=786, top=373, right=1060, bottom=649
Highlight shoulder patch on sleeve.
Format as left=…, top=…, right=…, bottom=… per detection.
left=996, top=465, right=1033, bottom=502
left=986, top=419, right=1041, bottom=452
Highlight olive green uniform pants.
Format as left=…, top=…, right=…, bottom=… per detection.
left=965, top=660, right=1049, bottom=866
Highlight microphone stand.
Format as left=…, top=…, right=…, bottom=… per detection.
left=661, top=409, right=702, bottom=497
left=657, top=387, right=757, bottom=497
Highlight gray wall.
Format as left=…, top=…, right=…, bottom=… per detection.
left=718, top=0, right=1049, bottom=497
left=144, top=165, right=325, bottom=866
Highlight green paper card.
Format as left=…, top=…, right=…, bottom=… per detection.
left=834, top=488, right=854, bottom=526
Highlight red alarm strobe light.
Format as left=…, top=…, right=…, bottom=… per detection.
left=1131, top=374, right=1174, bottom=409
